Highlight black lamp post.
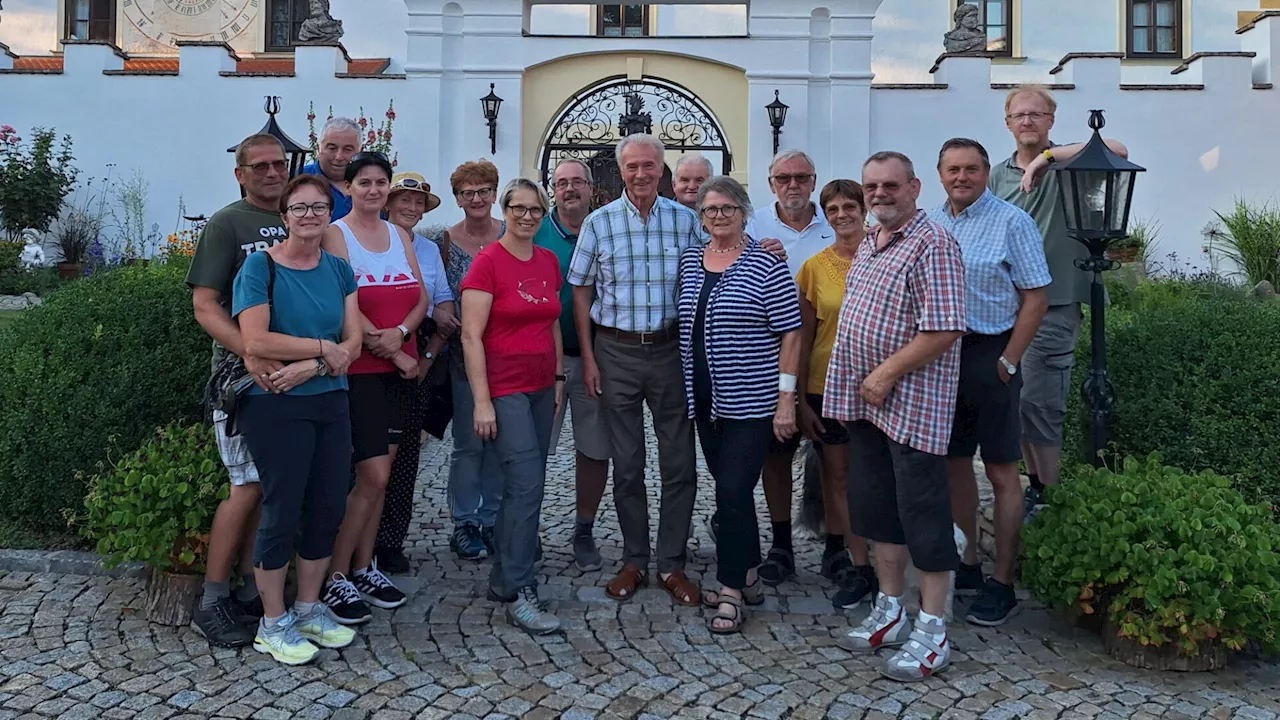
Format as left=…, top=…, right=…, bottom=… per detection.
left=1050, top=109, right=1146, bottom=466
left=765, top=90, right=788, bottom=155
left=481, top=83, right=504, bottom=155
left=226, top=96, right=311, bottom=194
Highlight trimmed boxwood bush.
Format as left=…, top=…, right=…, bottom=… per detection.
left=1065, top=277, right=1280, bottom=509
left=0, top=262, right=207, bottom=532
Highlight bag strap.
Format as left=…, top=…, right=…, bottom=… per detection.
left=264, top=251, right=277, bottom=308
left=440, top=229, right=452, bottom=267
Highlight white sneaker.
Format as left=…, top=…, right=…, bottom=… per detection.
left=252, top=612, right=319, bottom=666
left=837, top=593, right=910, bottom=653
left=881, top=613, right=951, bottom=682
left=294, top=604, right=356, bottom=649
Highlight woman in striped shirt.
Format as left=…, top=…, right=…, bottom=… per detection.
left=676, top=175, right=803, bottom=634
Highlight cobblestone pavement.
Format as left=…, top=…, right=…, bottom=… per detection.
left=2, top=417, right=1278, bottom=720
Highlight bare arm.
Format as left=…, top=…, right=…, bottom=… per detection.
left=773, top=328, right=803, bottom=441
left=193, top=286, right=245, bottom=357
left=1002, top=287, right=1048, bottom=369
left=396, top=225, right=430, bottom=333
left=239, top=303, right=329, bottom=362
left=573, top=285, right=596, bottom=364
left=877, top=331, right=964, bottom=383
left=795, top=294, right=818, bottom=400
left=461, top=289, right=494, bottom=406
left=1022, top=138, right=1129, bottom=192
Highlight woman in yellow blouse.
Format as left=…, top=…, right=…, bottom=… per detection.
left=796, top=178, right=878, bottom=610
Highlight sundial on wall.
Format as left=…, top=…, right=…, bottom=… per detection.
left=122, top=0, right=260, bottom=50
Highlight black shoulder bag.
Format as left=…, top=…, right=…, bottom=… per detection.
left=203, top=253, right=277, bottom=437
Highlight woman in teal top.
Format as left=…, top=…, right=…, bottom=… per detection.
left=231, top=174, right=363, bottom=666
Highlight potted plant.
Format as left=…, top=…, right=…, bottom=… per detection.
left=1106, top=218, right=1160, bottom=265
left=76, top=423, right=230, bottom=626
left=1022, top=455, right=1280, bottom=671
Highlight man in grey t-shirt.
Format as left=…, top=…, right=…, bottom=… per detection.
left=988, top=86, right=1129, bottom=517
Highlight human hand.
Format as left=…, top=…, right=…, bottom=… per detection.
left=773, top=394, right=798, bottom=443
left=582, top=356, right=603, bottom=398
left=365, top=327, right=403, bottom=359
left=474, top=400, right=497, bottom=441
left=393, top=351, right=419, bottom=380
left=244, top=355, right=285, bottom=392
left=759, top=237, right=788, bottom=262
left=798, top=402, right=825, bottom=443
left=859, top=367, right=896, bottom=407
left=1021, top=154, right=1051, bottom=193
left=268, top=360, right=319, bottom=394
left=433, top=308, right=461, bottom=336
left=320, top=340, right=354, bottom=376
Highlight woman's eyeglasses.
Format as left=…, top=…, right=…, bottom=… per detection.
left=287, top=202, right=331, bottom=218
left=505, top=204, right=546, bottom=219
left=700, top=205, right=741, bottom=219
left=457, top=187, right=495, bottom=201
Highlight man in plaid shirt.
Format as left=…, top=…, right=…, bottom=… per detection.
left=826, top=151, right=967, bottom=682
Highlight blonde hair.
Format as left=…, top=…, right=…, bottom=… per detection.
left=1004, top=85, right=1058, bottom=115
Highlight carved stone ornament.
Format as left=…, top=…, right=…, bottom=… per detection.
left=944, top=3, right=987, bottom=54
left=298, top=0, right=344, bottom=44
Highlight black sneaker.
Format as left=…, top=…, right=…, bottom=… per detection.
left=573, top=523, right=603, bottom=572
left=821, top=550, right=854, bottom=584
left=375, top=547, right=411, bottom=575
left=1023, top=485, right=1046, bottom=517
left=964, top=579, right=1020, bottom=626
left=832, top=565, right=878, bottom=609
left=192, top=597, right=255, bottom=648
left=322, top=573, right=373, bottom=625
left=758, top=547, right=796, bottom=587
left=480, top=525, right=497, bottom=556
left=955, top=562, right=985, bottom=596
left=352, top=564, right=407, bottom=609
left=451, top=525, right=488, bottom=561
left=232, top=594, right=264, bottom=623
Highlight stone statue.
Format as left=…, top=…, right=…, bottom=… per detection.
left=298, top=0, right=344, bottom=44
left=943, top=3, right=987, bottom=54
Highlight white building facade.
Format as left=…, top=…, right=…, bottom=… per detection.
left=2, top=0, right=1279, bottom=265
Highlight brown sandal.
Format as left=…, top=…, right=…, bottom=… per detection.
left=709, top=593, right=745, bottom=635
left=661, top=571, right=700, bottom=607
left=606, top=564, right=647, bottom=601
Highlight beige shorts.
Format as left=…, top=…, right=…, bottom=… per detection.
left=213, top=408, right=261, bottom=486
left=548, top=356, right=611, bottom=461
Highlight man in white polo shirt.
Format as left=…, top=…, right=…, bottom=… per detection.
left=743, top=149, right=838, bottom=589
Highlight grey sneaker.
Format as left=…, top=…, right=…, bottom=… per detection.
left=252, top=612, right=319, bottom=666
left=505, top=586, right=561, bottom=636
left=573, top=523, right=603, bottom=571
left=838, top=593, right=910, bottom=653
left=880, top=614, right=952, bottom=682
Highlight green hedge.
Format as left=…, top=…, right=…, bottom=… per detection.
left=1065, top=277, right=1280, bottom=509
left=0, top=263, right=208, bottom=531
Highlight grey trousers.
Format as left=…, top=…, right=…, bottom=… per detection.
left=487, top=387, right=555, bottom=597
left=595, top=333, right=697, bottom=574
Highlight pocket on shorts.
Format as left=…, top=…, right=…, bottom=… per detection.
left=214, top=413, right=255, bottom=470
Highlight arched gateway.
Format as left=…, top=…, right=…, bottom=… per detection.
left=539, top=76, right=734, bottom=210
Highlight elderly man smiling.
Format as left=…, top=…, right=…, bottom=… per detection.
left=300, top=117, right=363, bottom=220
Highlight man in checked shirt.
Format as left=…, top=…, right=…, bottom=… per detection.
left=827, top=151, right=967, bottom=682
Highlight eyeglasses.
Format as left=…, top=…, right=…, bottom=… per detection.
left=700, top=205, right=741, bottom=219
left=553, top=178, right=590, bottom=190
left=1006, top=111, right=1052, bottom=123
left=240, top=160, right=288, bottom=176
left=862, top=181, right=904, bottom=195
left=506, top=204, right=546, bottom=219
left=287, top=202, right=331, bottom=217
left=352, top=151, right=390, bottom=163
left=771, top=173, right=815, bottom=186
left=458, top=187, right=495, bottom=201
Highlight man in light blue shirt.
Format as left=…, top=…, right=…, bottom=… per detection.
left=927, top=138, right=1049, bottom=628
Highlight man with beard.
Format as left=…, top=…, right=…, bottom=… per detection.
left=672, top=155, right=712, bottom=211
left=301, top=117, right=362, bottom=220
left=828, top=151, right=966, bottom=682
left=535, top=158, right=611, bottom=572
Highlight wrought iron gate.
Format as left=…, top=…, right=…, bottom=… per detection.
left=539, top=77, right=734, bottom=210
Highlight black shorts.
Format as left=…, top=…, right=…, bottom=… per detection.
left=948, top=331, right=1022, bottom=463
left=845, top=420, right=957, bottom=573
left=348, top=372, right=413, bottom=463
left=766, top=394, right=850, bottom=454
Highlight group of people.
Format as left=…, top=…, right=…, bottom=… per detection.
left=183, top=84, right=1125, bottom=682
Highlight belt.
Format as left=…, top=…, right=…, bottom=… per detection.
left=596, top=324, right=678, bottom=345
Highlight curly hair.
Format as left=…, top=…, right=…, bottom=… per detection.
left=449, top=159, right=500, bottom=195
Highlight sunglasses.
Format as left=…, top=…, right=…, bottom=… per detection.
left=396, top=178, right=425, bottom=189
left=239, top=160, right=288, bottom=176
left=352, top=151, right=390, bottom=164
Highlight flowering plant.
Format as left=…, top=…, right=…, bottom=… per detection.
left=161, top=230, right=198, bottom=260
left=307, top=100, right=398, bottom=167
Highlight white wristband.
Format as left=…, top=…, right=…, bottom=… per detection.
left=779, top=373, right=797, bottom=393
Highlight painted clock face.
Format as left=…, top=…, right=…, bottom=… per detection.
left=123, top=0, right=260, bottom=48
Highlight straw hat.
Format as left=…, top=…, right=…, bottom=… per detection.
left=389, top=172, right=442, bottom=213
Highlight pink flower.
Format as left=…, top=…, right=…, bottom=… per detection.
left=367, top=130, right=376, bottom=143
left=358, top=117, right=367, bottom=127
left=0, top=125, right=12, bottom=132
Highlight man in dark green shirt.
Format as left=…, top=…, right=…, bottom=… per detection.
left=184, top=133, right=290, bottom=648
left=988, top=86, right=1129, bottom=516
left=534, top=158, right=612, bottom=573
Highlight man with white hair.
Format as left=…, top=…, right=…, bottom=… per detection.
left=301, top=117, right=363, bottom=220
left=672, top=155, right=712, bottom=211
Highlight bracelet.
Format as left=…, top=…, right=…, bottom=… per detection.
left=779, top=372, right=797, bottom=393
left=317, top=338, right=323, bottom=356
left=555, top=374, right=566, bottom=382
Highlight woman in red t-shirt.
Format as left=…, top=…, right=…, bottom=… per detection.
left=460, top=178, right=565, bottom=636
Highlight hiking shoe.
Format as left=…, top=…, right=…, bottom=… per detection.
left=352, top=563, right=407, bottom=609
left=838, top=594, right=910, bottom=653
left=573, top=523, right=603, bottom=572
left=505, top=586, right=561, bottom=636
left=833, top=565, right=878, bottom=610
left=758, top=547, right=796, bottom=587
left=451, top=524, right=488, bottom=561
left=955, top=562, right=985, bottom=596
left=821, top=549, right=854, bottom=584
left=294, top=604, right=356, bottom=649
left=252, top=612, right=319, bottom=666
left=322, top=574, right=373, bottom=625
left=481, top=525, right=497, bottom=555
left=232, top=593, right=264, bottom=622
left=965, top=579, right=1020, bottom=627
left=1023, top=485, right=1046, bottom=518
left=192, top=597, right=255, bottom=648
left=374, top=547, right=411, bottom=575
left=881, top=614, right=951, bottom=682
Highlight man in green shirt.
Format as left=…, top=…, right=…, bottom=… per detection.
left=535, top=158, right=612, bottom=573
left=184, top=133, right=290, bottom=648
left=988, top=86, right=1129, bottom=516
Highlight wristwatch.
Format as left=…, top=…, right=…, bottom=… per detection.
left=315, top=358, right=328, bottom=376
left=423, top=351, right=435, bottom=361
left=397, top=324, right=411, bottom=343
left=1042, top=148, right=1055, bottom=164
left=999, top=355, right=1018, bottom=376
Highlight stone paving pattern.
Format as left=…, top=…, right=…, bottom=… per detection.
left=2, top=414, right=1278, bottom=720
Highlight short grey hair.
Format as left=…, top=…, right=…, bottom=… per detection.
left=768, top=149, right=817, bottom=177
left=615, top=133, right=666, bottom=163
left=321, top=117, right=361, bottom=144
left=696, top=175, right=754, bottom=230
left=674, top=154, right=713, bottom=177
left=863, top=150, right=916, bottom=180
left=498, top=178, right=551, bottom=214
left=553, top=158, right=594, bottom=185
